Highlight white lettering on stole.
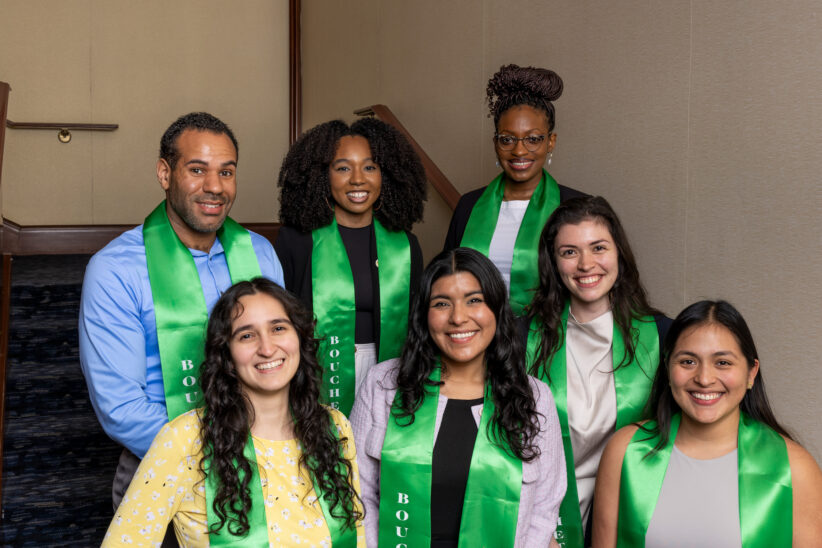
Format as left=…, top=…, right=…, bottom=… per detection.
left=327, top=336, right=341, bottom=405
left=185, top=392, right=199, bottom=404
left=181, top=359, right=195, bottom=370
left=182, top=375, right=197, bottom=387
left=394, top=491, right=410, bottom=543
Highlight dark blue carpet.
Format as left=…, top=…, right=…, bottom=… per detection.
left=1, top=255, right=121, bottom=547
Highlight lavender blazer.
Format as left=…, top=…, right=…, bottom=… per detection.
left=349, top=359, right=567, bottom=547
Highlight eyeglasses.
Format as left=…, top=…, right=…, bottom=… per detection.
left=494, top=133, right=549, bottom=151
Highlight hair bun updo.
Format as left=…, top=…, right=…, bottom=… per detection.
left=486, top=64, right=564, bottom=131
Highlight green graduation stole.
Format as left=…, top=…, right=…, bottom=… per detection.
left=205, top=425, right=359, bottom=546
left=617, top=413, right=792, bottom=547
left=460, top=170, right=560, bottom=315
left=525, top=304, right=659, bottom=548
left=311, top=218, right=411, bottom=415
left=379, top=367, right=522, bottom=547
left=143, top=201, right=262, bottom=420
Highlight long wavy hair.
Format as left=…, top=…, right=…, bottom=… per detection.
left=527, top=196, right=661, bottom=381
left=198, top=278, right=362, bottom=535
left=393, top=247, right=541, bottom=461
left=486, top=64, right=564, bottom=131
left=277, top=117, right=426, bottom=232
left=642, top=300, right=792, bottom=453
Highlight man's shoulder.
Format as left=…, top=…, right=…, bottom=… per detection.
left=86, top=225, right=147, bottom=279
left=92, top=225, right=146, bottom=262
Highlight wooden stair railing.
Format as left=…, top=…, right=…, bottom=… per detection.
left=355, top=104, right=460, bottom=211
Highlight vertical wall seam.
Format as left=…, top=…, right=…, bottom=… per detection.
left=88, top=0, right=95, bottom=224
left=683, top=0, right=693, bottom=307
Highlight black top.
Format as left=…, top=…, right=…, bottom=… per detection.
left=273, top=224, right=424, bottom=352
left=442, top=182, right=588, bottom=252
left=431, top=397, right=484, bottom=546
left=338, top=224, right=376, bottom=343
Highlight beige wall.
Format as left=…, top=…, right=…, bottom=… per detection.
left=303, top=1, right=822, bottom=458
left=0, top=0, right=289, bottom=225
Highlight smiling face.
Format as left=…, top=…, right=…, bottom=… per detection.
left=554, top=218, right=619, bottom=321
left=427, top=271, right=497, bottom=373
left=229, top=292, right=301, bottom=406
left=157, top=129, right=237, bottom=251
left=669, top=323, right=759, bottom=431
left=328, top=135, right=382, bottom=228
left=495, top=104, right=557, bottom=192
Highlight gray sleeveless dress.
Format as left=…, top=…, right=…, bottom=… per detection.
left=645, top=446, right=742, bottom=547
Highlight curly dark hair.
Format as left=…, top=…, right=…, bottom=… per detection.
left=277, top=118, right=427, bottom=232
left=198, top=278, right=362, bottom=536
left=527, top=196, right=661, bottom=382
left=643, top=300, right=793, bottom=454
left=159, top=112, right=239, bottom=169
left=393, top=248, right=541, bottom=461
left=487, top=64, right=564, bottom=132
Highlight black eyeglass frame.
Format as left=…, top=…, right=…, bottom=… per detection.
left=493, top=133, right=551, bottom=152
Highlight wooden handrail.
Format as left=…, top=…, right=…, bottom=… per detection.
left=289, top=0, right=302, bottom=145
left=355, top=104, right=460, bottom=211
left=0, top=82, right=8, bottom=193
left=6, top=120, right=118, bottom=131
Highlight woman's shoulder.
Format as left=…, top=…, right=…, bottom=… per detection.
left=275, top=224, right=312, bottom=245
left=601, top=422, right=645, bottom=468
left=145, top=410, right=203, bottom=458
left=364, top=358, right=401, bottom=390
left=166, top=408, right=203, bottom=431
left=784, top=437, right=822, bottom=479
left=558, top=184, right=589, bottom=202
left=326, top=406, right=354, bottom=435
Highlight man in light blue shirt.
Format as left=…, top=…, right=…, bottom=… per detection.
left=79, top=112, right=283, bottom=512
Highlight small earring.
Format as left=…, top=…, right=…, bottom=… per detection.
left=747, top=382, right=753, bottom=390
left=495, top=160, right=501, bottom=168
left=547, top=152, right=553, bottom=166
left=324, top=195, right=334, bottom=212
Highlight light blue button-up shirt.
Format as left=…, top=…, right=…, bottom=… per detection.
left=78, top=224, right=284, bottom=457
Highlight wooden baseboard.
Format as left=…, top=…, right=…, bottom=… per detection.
left=0, top=218, right=281, bottom=255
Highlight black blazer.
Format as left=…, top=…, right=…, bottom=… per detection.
left=443, top=183, right=588, bottom=251
left=274, top=224, right=423, bottom=353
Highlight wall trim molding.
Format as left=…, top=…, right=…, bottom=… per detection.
left=0, top=219, right=280, bottom=256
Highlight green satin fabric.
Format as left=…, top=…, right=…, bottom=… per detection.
left=379, top=367, right=522, bottom=547
left=206, top=427, right=358, bottom=546
left=374, top=223, right=412, bottom=362
left=205, top=436, right=270, bottom=547
left=525, top=304, right=660, bottom=547
left=143, top=202, right=261, bottom=420
left=460, top=170, right=560, bottom=315
left=737, top=413, right=792, bottom=546
left=616, top=415, right=680, bottom=547
left=617, top=413, right=792, bottom=547
left=311, top=219, right=411, bottom=415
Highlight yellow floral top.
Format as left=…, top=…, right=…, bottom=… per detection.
left=103, top=408, right=365, bottom=547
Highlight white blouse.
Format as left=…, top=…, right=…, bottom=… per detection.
left=565, top=309, right=617, bottom=531
left=487, top=200, right=529, bottom=289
